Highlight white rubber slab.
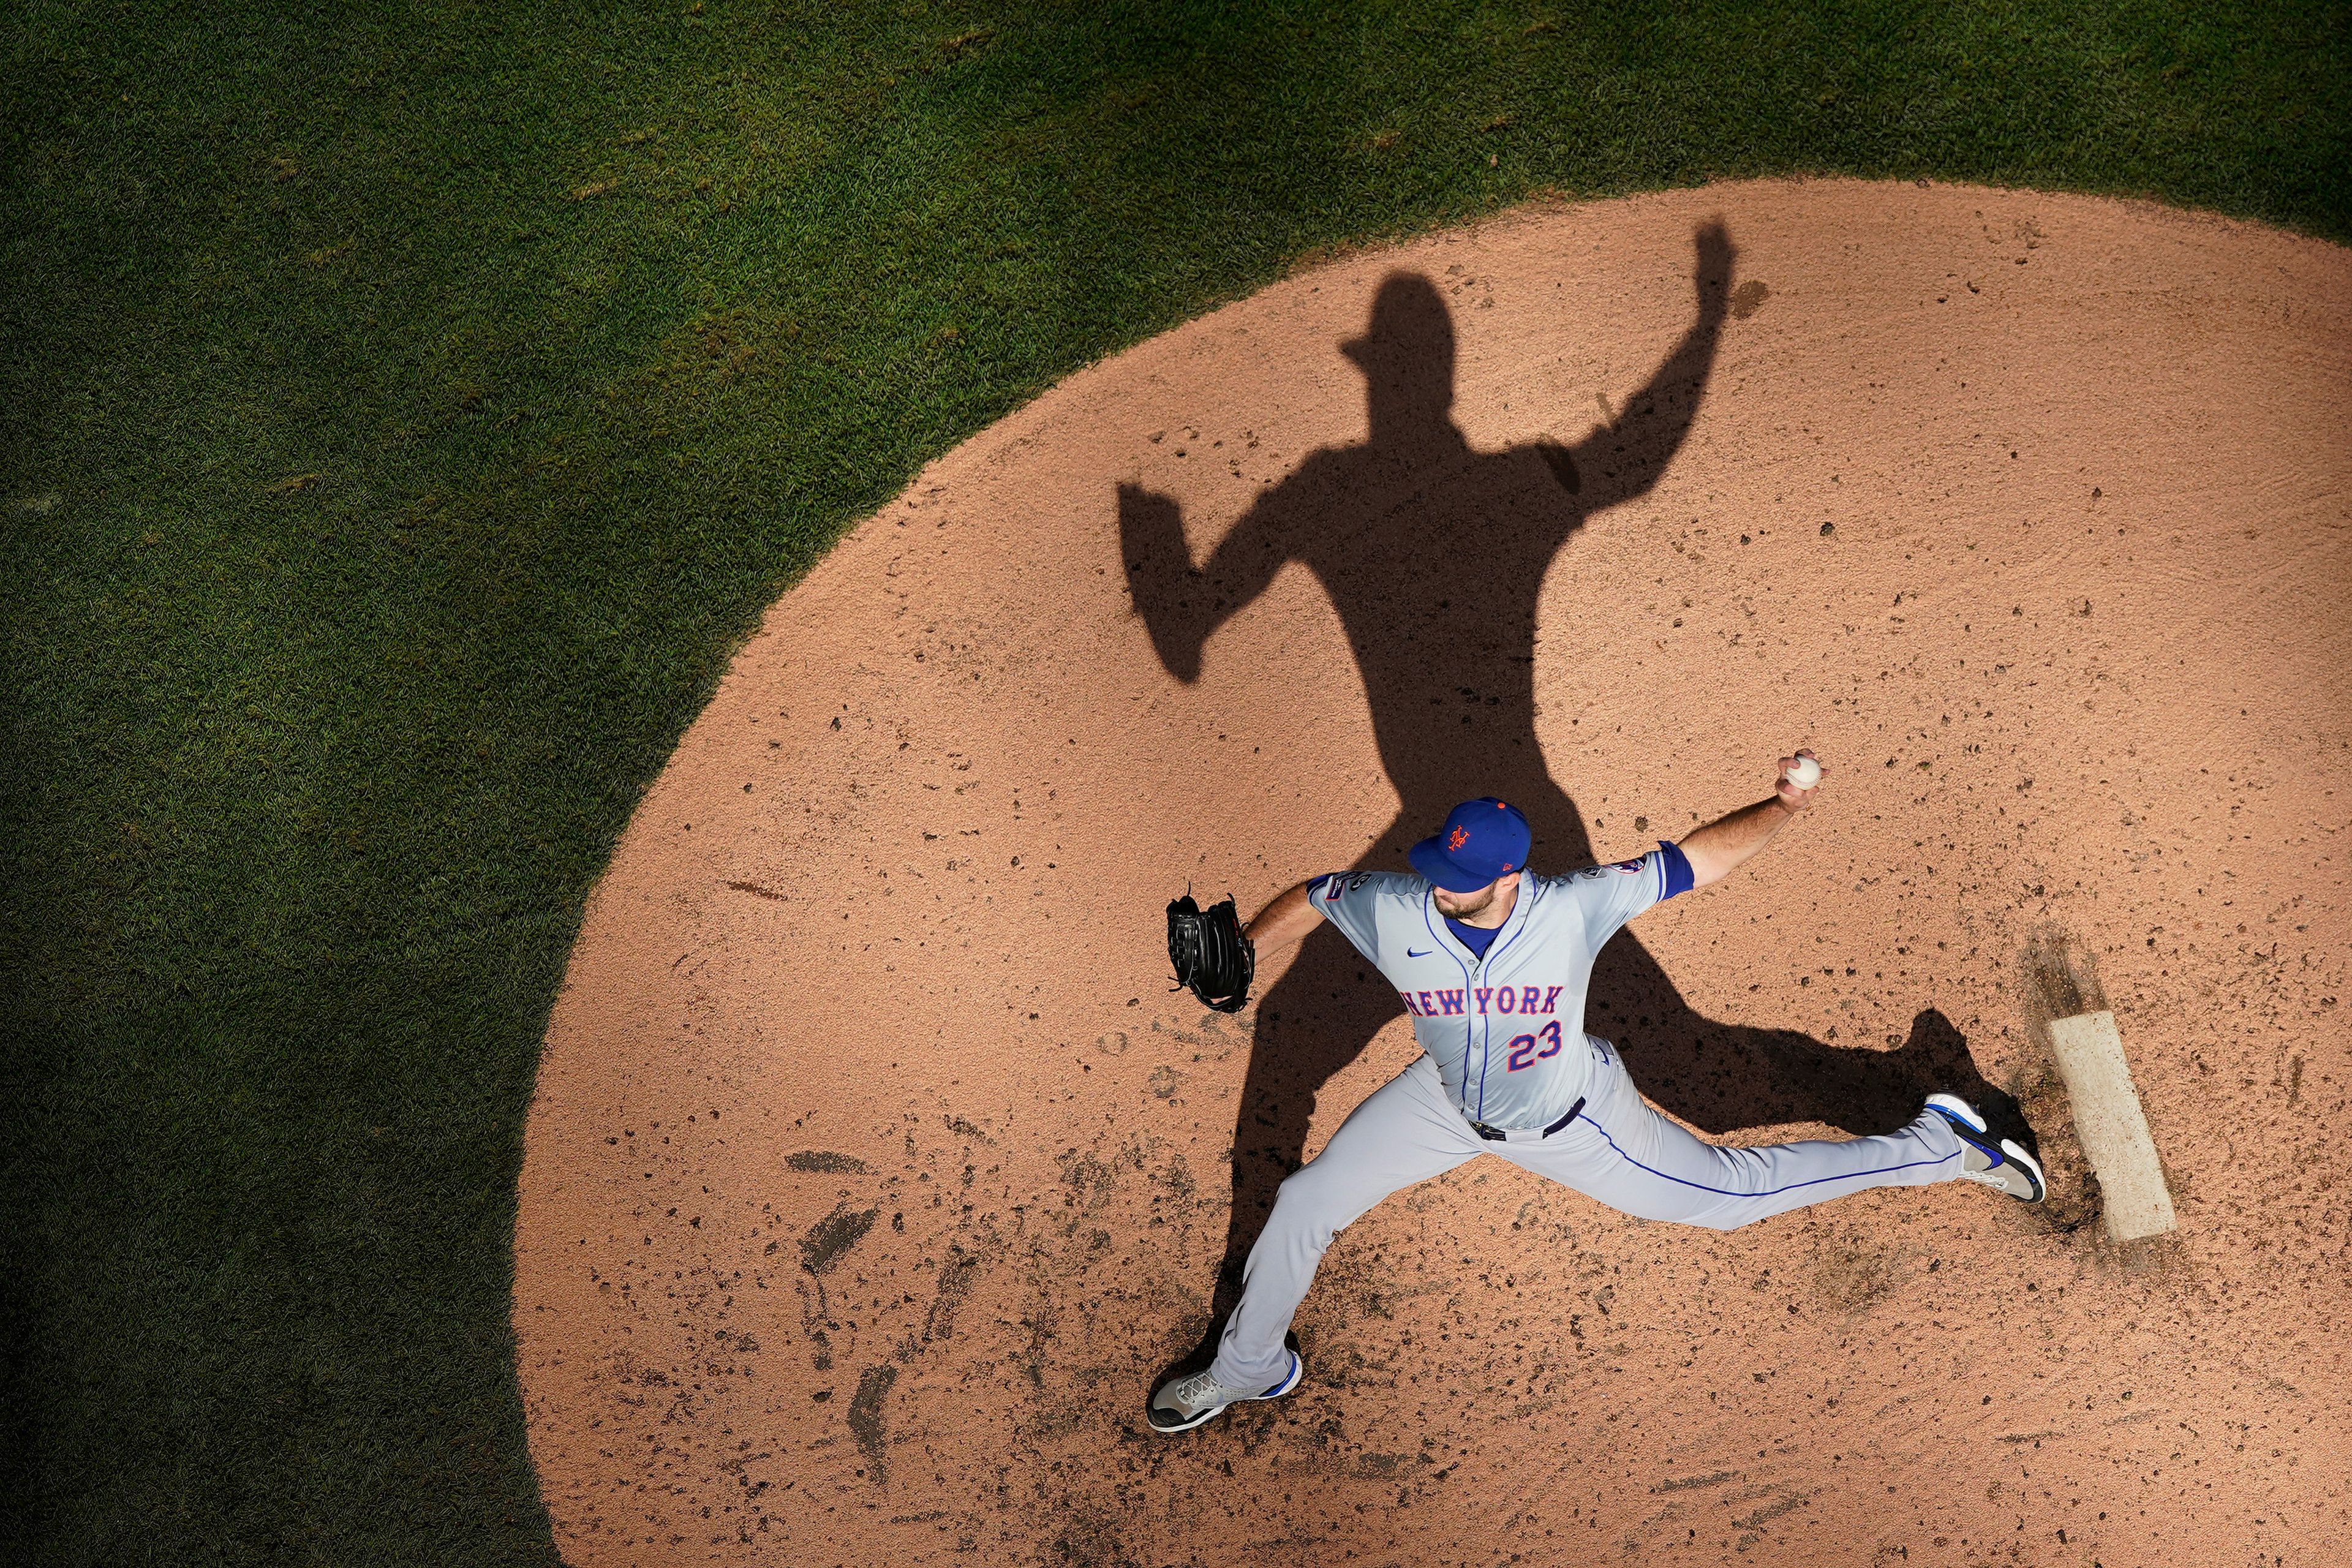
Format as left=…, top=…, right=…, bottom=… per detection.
left=2046, top=1010, right=2179, bottom=1242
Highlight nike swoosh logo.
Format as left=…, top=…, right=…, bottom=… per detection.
left=1407, top=948, right=1433, bottom=957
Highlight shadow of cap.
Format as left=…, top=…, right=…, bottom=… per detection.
left=1340, top=273, right=1455, bottom=375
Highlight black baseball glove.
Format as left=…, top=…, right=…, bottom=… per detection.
left=1166, top=892, right=1255, bottom=1013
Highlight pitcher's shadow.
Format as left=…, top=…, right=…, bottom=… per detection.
left=1120, top=223, right=2028, bottom=1362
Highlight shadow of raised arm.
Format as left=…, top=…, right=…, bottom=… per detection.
left=1118, top=481, right=1293, bottom=684
left=1569, top=220, right=1735, bottom=514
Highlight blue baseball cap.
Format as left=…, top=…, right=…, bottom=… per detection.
left=1408, top=797, right=1531, bottom=892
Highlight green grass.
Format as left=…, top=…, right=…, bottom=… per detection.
left=2, top=0, right=2343, bottom=1559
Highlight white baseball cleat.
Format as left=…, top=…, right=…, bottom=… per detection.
left=1926, top=1093, right=2047, bottom=1202
left=1145, top=1349, right=1305, bottom=1434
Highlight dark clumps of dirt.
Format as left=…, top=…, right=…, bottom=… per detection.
left=1052, top=1509, right=1141, bottom=1568
left=801, top=1201, right=880, bottom=1274
left=921, top=1245, right=984, bottom=1343
left=2020, top=922, right=2109, bottom=1027
left=1058, top=1148, right=1118, bottom=1210
left=2006, top=1052, right=2104, bottom=1237
left=786, top=1150, right=870, bottom=1174
left=847, top=1363, right=898, bottom=1483
left=944, top=1114, right=995, bottom=1144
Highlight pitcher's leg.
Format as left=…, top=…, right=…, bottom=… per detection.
left=1523, top=1035, right=1969, bottom=1232
left=1210, top=1058, right=1479, bottom=1387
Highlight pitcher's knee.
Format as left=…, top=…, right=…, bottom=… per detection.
left=1264, top=1166, right=1353, bottom=1251
left=1275, top=1159, right=1340, bottom=1206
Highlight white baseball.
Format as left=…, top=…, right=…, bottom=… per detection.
left=1784, top=754, right=1822, bottom=790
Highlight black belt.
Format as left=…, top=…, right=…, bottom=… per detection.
left=1471, top=1096, right=1585, bottom=1142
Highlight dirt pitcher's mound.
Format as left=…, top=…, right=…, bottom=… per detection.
left=516, top=179, right=2351, bottom=1567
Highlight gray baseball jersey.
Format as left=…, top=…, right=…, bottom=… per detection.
left=1308, top=851, right=1681, bottom=1129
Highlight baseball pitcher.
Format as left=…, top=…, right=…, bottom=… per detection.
left=1148, top=758, right=2043, bottom=1433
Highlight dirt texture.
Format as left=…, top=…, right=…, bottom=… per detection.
left=514, top=179, right=2351, bottom=1567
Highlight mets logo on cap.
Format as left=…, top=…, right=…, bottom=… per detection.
left=1408, top=797, right=1534, bottom=894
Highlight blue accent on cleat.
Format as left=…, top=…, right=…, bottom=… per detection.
left=1924, top=1091, right=1988, bottom=1134
left=1924, top=1093, right=2046, bottom=1202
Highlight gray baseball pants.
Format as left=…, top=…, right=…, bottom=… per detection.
left=1209, top=1035, right=1968, bottom=1390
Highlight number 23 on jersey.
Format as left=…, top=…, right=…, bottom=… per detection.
left=1504, top=1019, right=1565, bottom=1072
